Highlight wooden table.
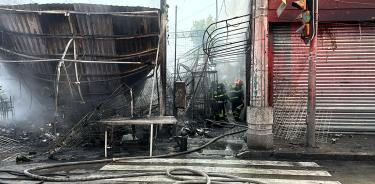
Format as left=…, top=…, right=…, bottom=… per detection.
left=98, top=116, right=177, bottom=157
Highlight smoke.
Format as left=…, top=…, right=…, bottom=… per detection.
left=0, top=64, right=54, bottom=127
left=215, top=0, right=251, bottom=85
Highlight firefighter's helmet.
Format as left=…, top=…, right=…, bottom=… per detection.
left=235, top=79, right=243, bottom=86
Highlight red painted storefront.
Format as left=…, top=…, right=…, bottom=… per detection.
left=267, top=0, right=375, bottom=133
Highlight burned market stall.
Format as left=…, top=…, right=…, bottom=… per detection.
left=0, top=3, right=167, bottom=156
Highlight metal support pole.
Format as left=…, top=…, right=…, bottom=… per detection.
left=160, top=0, right=167, bottom=116
left=306, top=0, right=318, bottom=148
left=149, top=124, right=154, bottom=156
left=148, top=9, right=165, bottom=156
left=130, top=88, right=134, bottom=118
left=148, top=0, right=166, bottom=156
left=104, top=128, right=108, bottom=158
left=173, top=6, right=177, bottom=116
left=130, top=88, right=136, bottom=140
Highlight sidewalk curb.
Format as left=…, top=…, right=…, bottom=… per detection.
left=236, top=150, right=375, bottom=161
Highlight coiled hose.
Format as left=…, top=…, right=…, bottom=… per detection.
left=19, top=125, right=264, bottom=184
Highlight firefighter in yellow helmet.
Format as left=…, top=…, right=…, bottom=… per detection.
left=229, top=79, right=244, bottom=121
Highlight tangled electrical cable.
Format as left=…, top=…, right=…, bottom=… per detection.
left=0, top=124, right=266, bottom=184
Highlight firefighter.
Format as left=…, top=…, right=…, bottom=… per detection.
left=213, top=83, right=228, bottom=121
left=229, top=79, right=244, bottom=121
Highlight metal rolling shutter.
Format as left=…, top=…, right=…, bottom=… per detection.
left=272, top=23, right=375, bottom=134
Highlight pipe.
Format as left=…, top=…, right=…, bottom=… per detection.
left=55, top=38, right=74, bottom=115
left=173, top=5, right=178, bottom=116
left=0, top=47, right=154, bottom=64
left=69, top=14, right=85, bottom=103
left=148, top=11, right=165, bottom=156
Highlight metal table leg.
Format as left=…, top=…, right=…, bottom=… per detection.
left=105, top=128, right=108, bottom=158
left=149, top=124, right=154, bottom=156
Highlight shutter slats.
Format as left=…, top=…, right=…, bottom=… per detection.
left=272, top=23, right=375, bottom=133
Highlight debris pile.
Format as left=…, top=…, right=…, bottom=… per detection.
left=0, top=121, right=60, bottom=163
left=0, top=134, right=26, bottom=163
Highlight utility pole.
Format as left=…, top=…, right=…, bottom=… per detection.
left=306, top=0, right=318, bottom=147
left=173, top=6, right=177, bottom=116
left=291, top=0, right=318, bottom=147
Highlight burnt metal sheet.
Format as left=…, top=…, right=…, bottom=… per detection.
left=0, top=3, right=160, bottom=97
left=271, top=23, right=375, bottom=133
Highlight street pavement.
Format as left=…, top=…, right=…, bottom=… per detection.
left=318, top=160, right=375, bottom=184
left=2, top=159, right=375, bottom=183
left=102, top=158, right=340, bottom=184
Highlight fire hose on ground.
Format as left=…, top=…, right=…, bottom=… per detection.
left=1, top=123, right=266, bottom=184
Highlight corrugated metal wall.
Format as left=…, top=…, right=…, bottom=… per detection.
left=271, top=23, right=375, bottom=134
left=0, top=4, right=159, bottom=97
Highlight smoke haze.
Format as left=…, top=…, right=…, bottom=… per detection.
left=0, top=64, right=54, bottom=127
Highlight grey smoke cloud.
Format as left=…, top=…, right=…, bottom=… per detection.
left=0, top=64, right=54, bottom=126
left=215, top=0, right=250, bottom=84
